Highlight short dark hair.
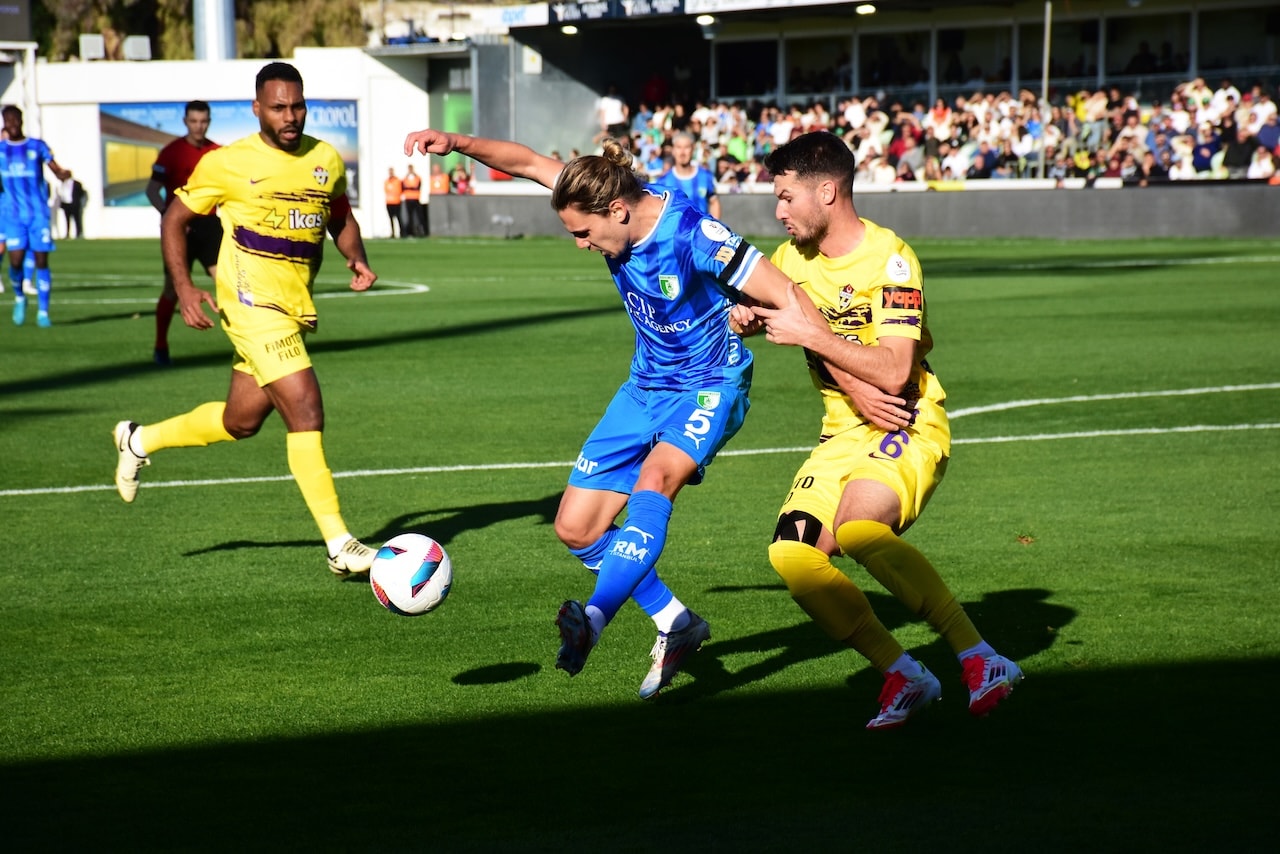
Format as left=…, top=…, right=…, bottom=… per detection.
left=255, top=62, right=303, bottom=93
left=763, top=131, right=857, bottom=188
left=2, top=104, right=21, bottom=120
left=184, top=100, right=211, bottom=116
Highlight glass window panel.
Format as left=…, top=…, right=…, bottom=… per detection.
left=715, top=40, right=779, bottom=100
left=784, top=35, right=852, bottom=94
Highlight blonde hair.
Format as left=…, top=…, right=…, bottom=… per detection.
left=550, top=137, right=646, bottom=214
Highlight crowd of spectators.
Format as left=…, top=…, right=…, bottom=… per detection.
left=602, top=75, right=1280, bottom=190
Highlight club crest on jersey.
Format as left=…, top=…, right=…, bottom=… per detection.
left=886, top=253, right=911, bottom=283
left=696, top=391, right=721, bottom=410
left=312, top=166, right=330, bottom=186
left=839, top=284, right=855, bottom=311
left=658, top=275, right=680, bottom=299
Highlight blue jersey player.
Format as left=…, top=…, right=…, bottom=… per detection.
left=656, top=131, right=720, bottom=219
left=1, top=105, right=70, bottom=327
left=405, top=129, right=805, bottom=698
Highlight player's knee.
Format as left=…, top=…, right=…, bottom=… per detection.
left=553, top=517, right=596, bottom=552
left=221, top=415, right=262, bottom=440
left=768, top=539, right=831, bottom=596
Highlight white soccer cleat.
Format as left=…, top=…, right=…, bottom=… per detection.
left=866, top=665, right=942, bottom=730
left=112, top=420, right=150, bottom=503
left=328, top=538, right=376, bottom=576
left=962, top=654, right=1024, bottom=717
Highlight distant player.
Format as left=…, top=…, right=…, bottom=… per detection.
left=113, top=62, right=380, bottom=577
left=1, top=105, right=70, bottom=327
left=146, top=100, right=222, bottom=365
left=737, top=131, right=1024, bottom=729
left=404, top=128, right=807, bottom=698
left=656, top=131, right=720, bottom=218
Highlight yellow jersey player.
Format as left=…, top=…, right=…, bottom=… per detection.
left=112, top=61, right=379, bottom=577
left=737, top=131, right=1023, bottom=728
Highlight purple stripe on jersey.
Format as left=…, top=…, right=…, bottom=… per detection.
left=232, top=225, right=321, bottom=261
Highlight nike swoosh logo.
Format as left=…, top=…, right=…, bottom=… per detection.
left=249, top=177, right=267, bottom=184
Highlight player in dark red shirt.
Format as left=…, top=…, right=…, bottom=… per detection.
left=145, top=100, right=222, bottom=365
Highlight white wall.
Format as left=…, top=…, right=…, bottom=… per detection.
left=2, top=47, right=429, bottom=239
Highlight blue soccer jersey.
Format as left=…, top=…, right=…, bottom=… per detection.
left=0, top=138, right=56, bottom=225
left=607, top=188, right=763, bottom=390
left=656, top=166, right=717, bottom=215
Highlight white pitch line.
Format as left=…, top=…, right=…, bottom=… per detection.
left=40, top=280, right=433, bottom=306
left=949, top=383, right=1280, bottom=418
left=3, top=422, right=1277, bottom=499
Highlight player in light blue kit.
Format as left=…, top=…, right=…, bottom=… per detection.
left=1, top=105, right=70, bottom=327
left=656, top=131, right=720, bottom=219
left=405, top=128, right=803, bottom=698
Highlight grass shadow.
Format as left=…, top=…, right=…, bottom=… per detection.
left=2, top=658, right=1273, bottom=851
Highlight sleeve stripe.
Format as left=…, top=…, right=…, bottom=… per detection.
left=719, top=243, right=763, bottom=291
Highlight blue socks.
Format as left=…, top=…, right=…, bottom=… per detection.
left=584, top=490, right=673, bottom=624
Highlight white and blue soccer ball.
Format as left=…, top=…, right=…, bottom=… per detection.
left=370, top=533, right=453, bottom=616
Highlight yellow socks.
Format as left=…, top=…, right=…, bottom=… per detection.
left=139, top=402, right=234, bottom=454
left=836, top=520, right=982, bottom=655
left=768, top=539, right=905, bottom=672
left=286, top=430, right=348, bottom=542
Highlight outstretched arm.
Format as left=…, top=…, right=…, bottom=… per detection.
left=404, top=129, right=564, bottom=190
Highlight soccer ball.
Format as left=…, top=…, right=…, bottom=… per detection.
left=369, top=533, right=453, bottom=616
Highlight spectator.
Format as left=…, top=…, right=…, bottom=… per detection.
left=428, top=162, right=450, bottom=195
left=895, top=132, right=925, bottom=175
left=57, top=171, right=86, bottom=239
left=383, top=167, right=403, bottom=238
left=1221, top=126, right=1255, bottom=179
left=401, top=164, right=423, bottom=236
left=1255, top=112, right=1280, bottom=153
left=1131, top=150, right=1168, bottom=187
left=1191, top=123, right=1221, bottom=174
left=595, top=83, right=629, bottom=140
left=939, top=140, right=972, bottom=179
left=450, top=164, right=472, bottom=195
left=966, top=140, right=997, bottom=178
left=1246, top=145, right=1276, bottom=180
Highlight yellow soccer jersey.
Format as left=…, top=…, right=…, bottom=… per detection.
left=770, top=218, right=949, bottom=446
left=176, top=133, right=347, bottom=326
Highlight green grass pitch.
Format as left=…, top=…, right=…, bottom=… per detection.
left=1, top=235, right=1277, bottom=850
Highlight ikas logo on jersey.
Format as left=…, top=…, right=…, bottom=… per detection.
left=696, top=391, right=721, bottom=410
left=882, top=287, right=923, bottom=311
left=658, top=275, right=680, bottom=299
left=312, top=166, right=329, bottom=187
left=838, top=284, right=856, bottom=311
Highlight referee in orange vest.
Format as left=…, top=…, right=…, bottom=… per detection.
left=383, top=167, right=403, bottom=238
left=401, top=164, right=423, bottom=237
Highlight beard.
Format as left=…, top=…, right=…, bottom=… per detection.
left=264, top=122, right=304, bottom=152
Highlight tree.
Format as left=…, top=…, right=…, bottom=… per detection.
left=34, top=0, right=367, bottom=62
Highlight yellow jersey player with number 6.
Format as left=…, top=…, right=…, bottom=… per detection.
left=112, top=62, right=380, bottom=577
left=739, top=131, right=1023, bottom=729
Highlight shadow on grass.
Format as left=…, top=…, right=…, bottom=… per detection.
left=0, top=306, right=618, bottom=398
left=2, top=657, right=1273, bottom=852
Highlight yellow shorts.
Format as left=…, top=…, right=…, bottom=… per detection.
left=778, top=422, right=949, bottom=533
left=219, top=302, right=314, bottom=387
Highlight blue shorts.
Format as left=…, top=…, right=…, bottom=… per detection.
left=0, top=218, right=55, bottom=253
left=568, top=374, right=752, bottom=494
